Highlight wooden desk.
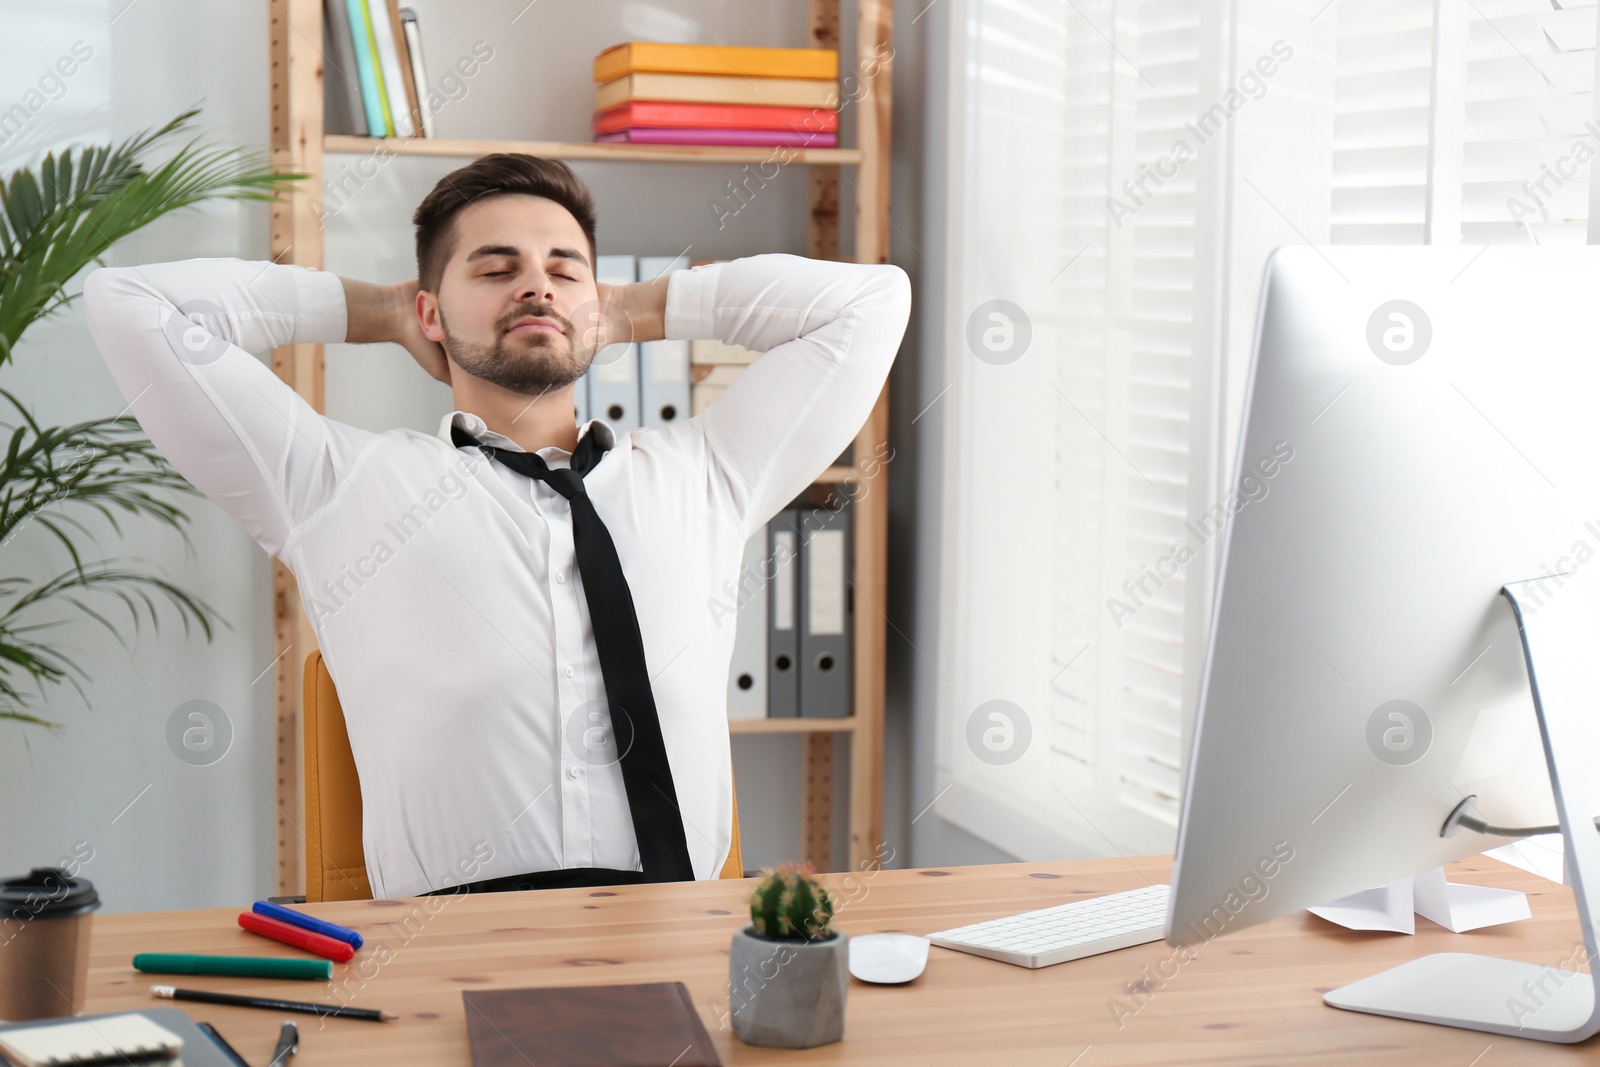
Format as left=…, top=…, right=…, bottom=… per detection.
left=79, top=855, right=1595, bottom=1065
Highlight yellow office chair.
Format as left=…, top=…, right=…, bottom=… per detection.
left=301, top=650, right=745, bottom=902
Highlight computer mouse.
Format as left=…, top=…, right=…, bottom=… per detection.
left=848, top=932, right=930, bottom=984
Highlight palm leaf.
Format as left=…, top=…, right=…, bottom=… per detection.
left=0, top=558, right=229, bottom=728
left=0, top=387, right=201, bottom=578
left=0, top=105, right=309, bottom=362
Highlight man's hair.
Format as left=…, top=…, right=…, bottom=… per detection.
left=412, top=153, right=597, bottom=294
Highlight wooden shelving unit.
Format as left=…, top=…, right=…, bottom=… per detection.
left=266, top=0, right=893, bottom=895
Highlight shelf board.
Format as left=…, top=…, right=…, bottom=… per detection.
left=729, top=716, right=857, bottom=734
left=324, top=135, right=863, bottom=166
left=815, top=464, right=860, bottom=484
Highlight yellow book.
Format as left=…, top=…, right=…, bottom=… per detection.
left=595, top=42, right=838, bottom=83
left=595, top=71, right=837, bottom=111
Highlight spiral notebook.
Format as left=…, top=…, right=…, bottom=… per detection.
left=0, top=1009, right=228, bottom=1067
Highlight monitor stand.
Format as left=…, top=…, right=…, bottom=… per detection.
left=1323, top=576, right=1600, bottom=1043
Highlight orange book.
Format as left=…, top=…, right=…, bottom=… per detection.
left=594, top=41, right=837, bottom=83
left=593, top=101, right=838, bottom=135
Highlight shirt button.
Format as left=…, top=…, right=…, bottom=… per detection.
left=564, top=664, right=575, bottom=678
left=555, top=571, right=566, bottom=584
left=567, top=764, right=581, bottom=778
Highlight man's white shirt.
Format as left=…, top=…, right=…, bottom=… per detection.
left=82, top=252, right=910, bottom=898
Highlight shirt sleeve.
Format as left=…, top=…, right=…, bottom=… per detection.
left=81, top=257, right=375, bottom=559
left=662, top=253, right=912, bottom=541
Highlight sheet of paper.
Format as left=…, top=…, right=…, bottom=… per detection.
left=1308, top=877, right=1415, bottom=933
left=1485, top=834, right=1566, bottom=886
left=1308, top=867, right=1531, bottom=934
left=1412, top=865, right=1533, bottom=932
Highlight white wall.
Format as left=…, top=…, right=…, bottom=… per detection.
left=1, top=0, right=949, bottom=913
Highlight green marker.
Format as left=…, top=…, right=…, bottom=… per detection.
left=133, top=953, right=332, bottom=980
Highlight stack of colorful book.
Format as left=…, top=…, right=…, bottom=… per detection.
left=592, top=43, right=839, bottom=148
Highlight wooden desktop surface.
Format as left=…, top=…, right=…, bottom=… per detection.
left=78, top=855, right=1595, bottom=1065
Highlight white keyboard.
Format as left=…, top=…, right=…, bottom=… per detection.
left=925, top=883, right=1171, bottom=969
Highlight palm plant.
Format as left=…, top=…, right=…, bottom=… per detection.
left=0, top=106, right=307, bottom=730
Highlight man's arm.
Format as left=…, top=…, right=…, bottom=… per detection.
left=643, top=253, right=911, bottom=541
left=345, top=276, right=453, bottom=384
left=82, top=257, right=390, bottom=558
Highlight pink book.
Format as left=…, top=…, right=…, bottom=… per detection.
left=595, top=127, right=839, bottom=147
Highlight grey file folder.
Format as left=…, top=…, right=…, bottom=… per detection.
left=637, top=256, right=691, bottom=431
left=726, top=528, right=768, bottom=720
left=798, top=505, right=852, bottom=717
left=573, top=371, right=590, bottom=426
left=767, top=509, right=801, bottom=717
left=587, top=254, right=639, bottom=432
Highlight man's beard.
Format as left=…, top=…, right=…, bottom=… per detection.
left=439, top=304, right=590, bottom=395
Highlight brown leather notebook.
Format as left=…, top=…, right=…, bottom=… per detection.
left=462, top=981, right=722, bottom=1067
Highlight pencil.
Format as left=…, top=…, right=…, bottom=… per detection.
left=151, top=984, right=396, bottom=1021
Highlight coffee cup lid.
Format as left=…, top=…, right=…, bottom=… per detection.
left=1, top=867, right=100, bottom=921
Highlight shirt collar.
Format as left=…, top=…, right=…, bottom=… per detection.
left=439, top=410, right=614, bottom=457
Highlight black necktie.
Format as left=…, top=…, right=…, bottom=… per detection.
left=451, top=421, right=695, bottom=883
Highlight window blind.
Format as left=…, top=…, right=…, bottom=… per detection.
left=1461, top=0, right=1598, bottom=245
left=939, top=0, right=1210, bottom=857
left=1332, top=0, right=1600, bottom=246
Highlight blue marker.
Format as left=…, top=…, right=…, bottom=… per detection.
left=252, top=900, right=364, bottom=950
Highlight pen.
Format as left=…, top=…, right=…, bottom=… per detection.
left=151, top=984, right=396, bottom=1022
left=268, top=1019, right=299, bottom=1066
left=196, top=1021, right=252, bottom=1067
left=252, top=900, right=364, bottom=950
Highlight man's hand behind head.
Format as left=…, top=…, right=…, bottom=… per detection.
left=340, top=275, right=452, bottom=386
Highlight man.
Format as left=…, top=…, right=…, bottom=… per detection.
left=82, top=153, right=911, bottom=898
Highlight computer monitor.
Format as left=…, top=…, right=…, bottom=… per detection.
left=1167, top=245, right=1600, bottom=1042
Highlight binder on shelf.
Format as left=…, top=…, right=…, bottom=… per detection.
left=399, top=9, right=434, bottom=138
left=573, top=371, right=590, bottom=427
left=641, top=336, right=689, bottom=426
left=727, top=529, right=768, bottom=721
left=343, top=0, right=388, bottom=136
left=587, top=255, right=640, bottom=433
left=323, top=0, right=367, bottom=136
left=638, top=255, right=691, bottom=430
left=768, top=509, right=801, bottom=718
left=370, top=0, right=418, bottom=138
left=798, top=505, right=852, bottom=718
left=377, top=0, right=422, bottom=139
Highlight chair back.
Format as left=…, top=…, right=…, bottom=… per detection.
left=302, top=650, right=373, bottom=902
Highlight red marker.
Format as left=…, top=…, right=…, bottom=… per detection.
left=237, top=912, right=355, bottom=962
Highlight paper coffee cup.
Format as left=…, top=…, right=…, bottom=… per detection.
left=0, top=867, right=101, bottom=1021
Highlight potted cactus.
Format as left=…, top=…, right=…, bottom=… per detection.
left=727, top=862, right=849, bottom=1049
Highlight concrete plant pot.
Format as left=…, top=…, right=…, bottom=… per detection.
left=727, top=924, right=849, bottom=1048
